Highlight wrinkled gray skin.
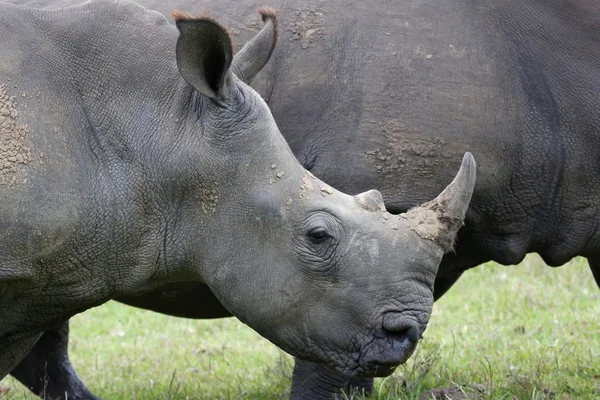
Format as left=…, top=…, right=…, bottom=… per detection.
left=8, top=0, right=600, bottom=398
left=0, top=0, right=478, bottom=393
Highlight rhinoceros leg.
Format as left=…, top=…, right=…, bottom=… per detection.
left=587, top=258, right=600, bottom=288
left=289, top=358, right=373, bottom=400
left=10, top=321, right=101, bottom=400
left=0, top=335, right=41, bottom=381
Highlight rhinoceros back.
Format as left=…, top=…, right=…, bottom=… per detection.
left=0, top=0, right=177, bottom=274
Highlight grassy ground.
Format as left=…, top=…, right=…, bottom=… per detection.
left=1, top=255, right=598, bottom=399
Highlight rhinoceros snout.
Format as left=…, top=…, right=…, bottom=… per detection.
left=360, top=316, right=420, bottom=377
left=362, top=331, right=417, bottom=377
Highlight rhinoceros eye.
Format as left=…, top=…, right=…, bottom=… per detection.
left=307, top=227, right=330, bottom=244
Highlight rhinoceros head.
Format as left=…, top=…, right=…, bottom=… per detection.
left=169, top=10, right=475, bottom=377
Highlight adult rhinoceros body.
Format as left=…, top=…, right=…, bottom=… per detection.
left=7, top=0, right=600, bottom=398
left=0, top=0, right=477, bottom=391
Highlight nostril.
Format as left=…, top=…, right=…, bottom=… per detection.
left=382, top=316, right=420, bottom=343
left=382, top=330, right=411, bottom=351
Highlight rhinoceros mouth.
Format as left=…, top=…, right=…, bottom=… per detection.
left=360, top=331, right=417, bottom=375
left=362, top=362, right=399, bottom=377
left=329, top=328, right=418, bottom=378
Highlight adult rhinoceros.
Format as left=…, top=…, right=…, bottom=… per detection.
left=8, top=0, right=600, bottom=398
left=0, top=0, right=477, bottom=391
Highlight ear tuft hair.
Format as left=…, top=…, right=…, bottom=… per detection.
left=171, top=10, right=233, bottom=42
left=171, top=10, right=194, bottom=21
left=258, top=6, right=278, bottom=21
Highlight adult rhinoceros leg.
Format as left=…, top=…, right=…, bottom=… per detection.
left=587, top=258, right=600, bottom=288
left=10, top=284, right=230, bottom=400
left=1, top=335, right=41, bottom=382
left=10, top=321, right=100, bottom=400
left=289, top=359, right=373, bottom=400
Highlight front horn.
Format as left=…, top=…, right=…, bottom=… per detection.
left=400, top=152, right=477, bottom=251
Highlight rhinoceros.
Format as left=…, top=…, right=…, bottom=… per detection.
left=0, top=0, right=478, bottom=393
left=8, top=0, right=599, bottom=398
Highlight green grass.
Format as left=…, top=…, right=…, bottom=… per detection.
left=1, top=255, right=599, bottom=399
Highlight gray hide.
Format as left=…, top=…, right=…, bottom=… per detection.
left=9, top=0, right=600, bottom=399
left=0, top=0, right=476, bottom=387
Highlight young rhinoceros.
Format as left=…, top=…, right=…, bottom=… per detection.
left=0, top=0, right=475, bottom=381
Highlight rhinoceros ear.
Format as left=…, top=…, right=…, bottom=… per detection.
left=172, top=11, right=233, bottom=100
left=231, top=7, right=279, bottom=84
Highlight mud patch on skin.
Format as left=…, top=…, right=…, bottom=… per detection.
left=299, top=171, right=316, bottom=199
left=365, top=120, right=453, bottom=178
left=448, top=44, right=467, bottom=58
left=285, top=197, right=293, bottom=211
left=0, top=85, right=31, bottom=185
left=319, top=184, right=333, bottom=196
left=366, top=136, right=450, bottom=177
left=288, top=7, right=326, bottom=49
left=198, top=182, right=219, bottom=214
left=267, top=164, right=285, bottom=185
left=401, top=197, right=463, bottom=252
left=400, top=208, right=442, bottom=241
